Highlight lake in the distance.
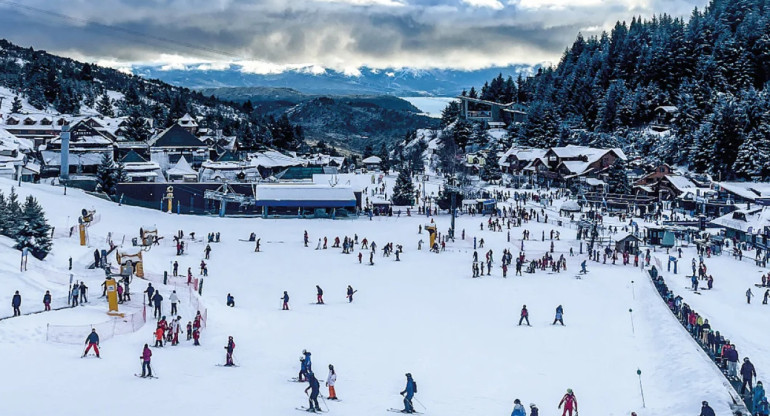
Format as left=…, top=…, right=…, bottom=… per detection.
left=399, top=97, right=458, bottom=118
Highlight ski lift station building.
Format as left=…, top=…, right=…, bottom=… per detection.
left=254, top=184, right=358, bottom=218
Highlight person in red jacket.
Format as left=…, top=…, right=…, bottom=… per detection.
left=558, top=388, right=578, bottom=416
left=518, top=305, right=530, bottom=326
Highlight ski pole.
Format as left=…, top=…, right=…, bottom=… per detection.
left=414, top=397, right=427, bottom=410
left=319, top=394, right=329, bottom=412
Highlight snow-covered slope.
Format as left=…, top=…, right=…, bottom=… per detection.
left=0, top=178, right=739, bottom=416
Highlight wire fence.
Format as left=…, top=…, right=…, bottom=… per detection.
left=46, top=305, right=146, bottom=344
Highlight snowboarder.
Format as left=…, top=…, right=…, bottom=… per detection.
left=43, top=290, right=51, bottom=311
left=227, top=293, right=235, bottom=307
left=741, top=357, right=757, bottom=394
left=553, top=305, right=564, bottom=325
left=304, top=371, right=322, bottom=412
left=224, top=336, right=236, bottom=366
left=747, top=288, right=754, bottom=304
left=140, top=344, right=153, bottom=377
left=82, top=328, right=100, bottom=358
left=518, top=305, right=530, bottom=326
left=11, top=290, right=21, bottom=316
left=558, top=388, right=577, bottom=416
left=511, top=398, right=526, bottom=416
left=347, top=285, right=356, bottom=303
left=316, top=285, right=324, bottom=304
left=170, top=290, right=179, bottom=315
left=400, top=373, right=417, bottom=413
left=326, top=364, right=338, bottom=400
left=282, top=291, right=290, bottom=310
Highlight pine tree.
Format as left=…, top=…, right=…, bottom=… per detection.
left=480, top=151, right=503, bottom=182
left=96, top=92, right=114, bottom=117
left=391, top=169, right=415, bottom=205
left=15, top=195, right=52, bottom=259
left=123, top=108, right=150, bottom=141
left=363, top=144, right=374, bottom=159
left=96, top=153, right=118, bottom=196
left=440, top=101, right=461, bottom=128
left=378, top=143, right=391, bottom=173
left=452, top=120, right=473, bottom=150
left=10, top=95, right=22, bottom=113
left=605, top=158, right=631, bottom=194
left=732, top=134, right=762, bottom=179
left=4, top=187, right=22, bottom=237
left=0, top=191, right=7, bottom=235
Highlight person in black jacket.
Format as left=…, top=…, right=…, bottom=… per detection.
left=316, top=286, right=324, bottom=304
left=43, top=291, right=51, bottom=311
left=304, top=371, right=321, bottom=412
left=741, top=357, right=757, bottom=394
left=152, top=291, right=163, bottom=319
left=699, top=401, right=715, bottom=416
left=11, top=291, right=21, bottom=316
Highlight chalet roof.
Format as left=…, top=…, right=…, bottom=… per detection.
left=362, top=155, right=382, bottom=164
left=455, top=96, right=515, bottom=107
left=248, top=150, right=304, bottom=169
left=655, top=106, right=679, bottom=114
left=711, top=207, right=770, bottom=234
left=663, top=175, right=698, bottom=192
left=216, top=150, right=239, bottom=162
left=120, top=150, right=148, bottom=164
left=716, top=182, right=770, bottom=202
left=177, top=113, right=198, bottom=126
left=149, top=124, right=206, bottom=148
left=166, top=156, right=197, bottom=176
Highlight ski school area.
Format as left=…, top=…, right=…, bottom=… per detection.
left=0, top=174, right=767, bottom=416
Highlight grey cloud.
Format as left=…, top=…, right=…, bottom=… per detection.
left=0, top=0, right=709, bottom=70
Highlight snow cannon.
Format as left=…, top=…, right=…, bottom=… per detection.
left=139, top=226, right=158, bottom=250
left=424, top=224, right=437, bottom=248
left=116, top=246, right=144, bottom=278
left=104, top=277, right=123, bottom=317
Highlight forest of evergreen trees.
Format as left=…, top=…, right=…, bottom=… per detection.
left=0, top=39, right=306, bottom=153
left=469, top=0, right=770, bottom=181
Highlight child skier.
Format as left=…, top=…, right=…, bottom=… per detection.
left=82, top=328, right=100, bottom=358
left=326, top=364, right=338, bottom=400
left=347, top=285, right=356, bottom=303
left=316, top=285, right=324, bottom=304
left=518, top=305, right=530, bottom=326
left=224, top=336, right=236, bottom=366
left=553, top=305, right=564, bottom=325
left=282, top=291, right=290, bottom=310
left=558, top=388, right=577, bottom=416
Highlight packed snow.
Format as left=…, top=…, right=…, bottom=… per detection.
left=0, top=176, right=748, bottom=416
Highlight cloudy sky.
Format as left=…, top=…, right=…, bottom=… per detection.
left=0, top=0, right=706, bottom=73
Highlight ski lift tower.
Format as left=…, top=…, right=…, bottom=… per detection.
left=204, top=182, right=255, bottom=217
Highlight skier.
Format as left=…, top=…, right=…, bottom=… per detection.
left=282, top=291, right=290, bottom=310
left=747, top=288, right=754, bottom=304
left=699, top=401, right=715, bottom=416
left=518, top=305, right=530, bottom=326
left=170, top=290, right=179, bottom=316
left=255, top=238, right=261, bottom=252
left=558, top=388, right=578, bottom=416
left=152, top=291, right=163, bottom=319
left=227, top=293, right=235, bottom=307
left=173, top=261, right=178, bottom=276
left=298, top=355, right=309, bottom=382
left=204, top=244, right=212, bottom=260
left=79, top=281, right=88, bottom=304
left=43, top=290, right=51, bottom=311
left=553, top=305, right=564, bottom=325
left=145, top=283, right=155, bottom=306
left=154, top=323, right=164, bottom=347
left=71, top=283, right=79, bottom=307
left=303, top=349, right=312, bottom=372
left=304, top=371, right=322, bottom=412
left=347, top=285, right=355, bottom=303
left=316, top=285, right=324, bottom=304
left=741, top=357, right=757, bottom=394
left=224, top=336, right=236, bottom=366
left=580, top=260, right=587, bottom=274
left=400, top=373, right=417, bottom=413
left=529, top=403, right=539, bottom=416
left=511, top=398, right=526, bottom=416
left=326, top=364, right=338, bottom=400
left=140, top=344, right=153, bottom=377
left=82, top=328, right=100, bottom=358
left=11, top=290, right=21, bottom=316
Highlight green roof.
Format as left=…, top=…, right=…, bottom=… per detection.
left=276, top=166, right=323, bottom=180
left=120, top=150, right=147, bottom=163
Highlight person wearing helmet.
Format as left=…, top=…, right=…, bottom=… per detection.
left=754, top=381, right=766, bottom=413
left=400, top=373, right=417, bottom=413
left=224, top=336, right=236, bottom=366
left=304, top=371, right=321, bottom=412
left=558, top=388, right=577, bottom=416
left=757, top=396, right=769, bottom=416
left=529, top=403, right=539, bottom=416
left=518, top=305, right=530, bottom=326
left=741, top=357, right=757, bottom=394
left=298, top=356, right=308, bottom=382
left=82, top=328, right=100, bottom=358
left=326, top=364, right=338, bottom=400
left=699, top=401, right=715, bottom=416
left=303, top=350, right=312, bottom=372
left=511, top=398, right=526, bottom=416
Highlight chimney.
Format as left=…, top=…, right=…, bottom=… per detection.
left=60, top=125, right=70, bottom=180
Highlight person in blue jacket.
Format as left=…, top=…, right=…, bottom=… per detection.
left=754, top=381, right=766, bottom=412
left=304, top=371, right=321, bottom=412
left=757, top=396, right=769, bottom=416
left=553, top=305, right=564, bottom=325
left=12, top=290, right=21, bottom=316
left=303, top=349, right=312, bottom=372
left=400, top=373, right=416, bottom=413
left=511, top=398, right=526, bottom=416
left=580, top=260, right=587, bottom=274
left=82, top=328, right=100, bottom=358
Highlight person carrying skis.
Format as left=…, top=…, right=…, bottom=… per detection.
left=553, top=305, right=564, bottom=325
left=140, top=344, right=152, bottom=377
left=400, top=373, right=417, bottom=413
left=304, top=371, right=322, bottom=412
left=511, top=398, right=526, bottom=416
left=82, top=328, right=100, bottom=358
left=224, top=336, right=236, bottom=366
left=326, top=364, right=338, bottom=400
left=43, top=290, right=51, bottom=311
left=741, top=357, right=757, bottom=394
left=518, top=305, right=530, bottom=326
left=11, top=290, right=21, bottom=316
left=347, top=285, right=355, bottom=303
left=558, top=388, right=577, bottom=416
left=316, top=285, right=324, bottom=304
left=282, top=291, right=290, bottom=310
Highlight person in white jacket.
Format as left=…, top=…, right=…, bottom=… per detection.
left=170, top=290, right=179, bottom=315
left=326, top=364, right=338, bottom=400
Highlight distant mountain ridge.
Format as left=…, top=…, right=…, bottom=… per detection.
left=134, top=65, right=534, bottom=96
